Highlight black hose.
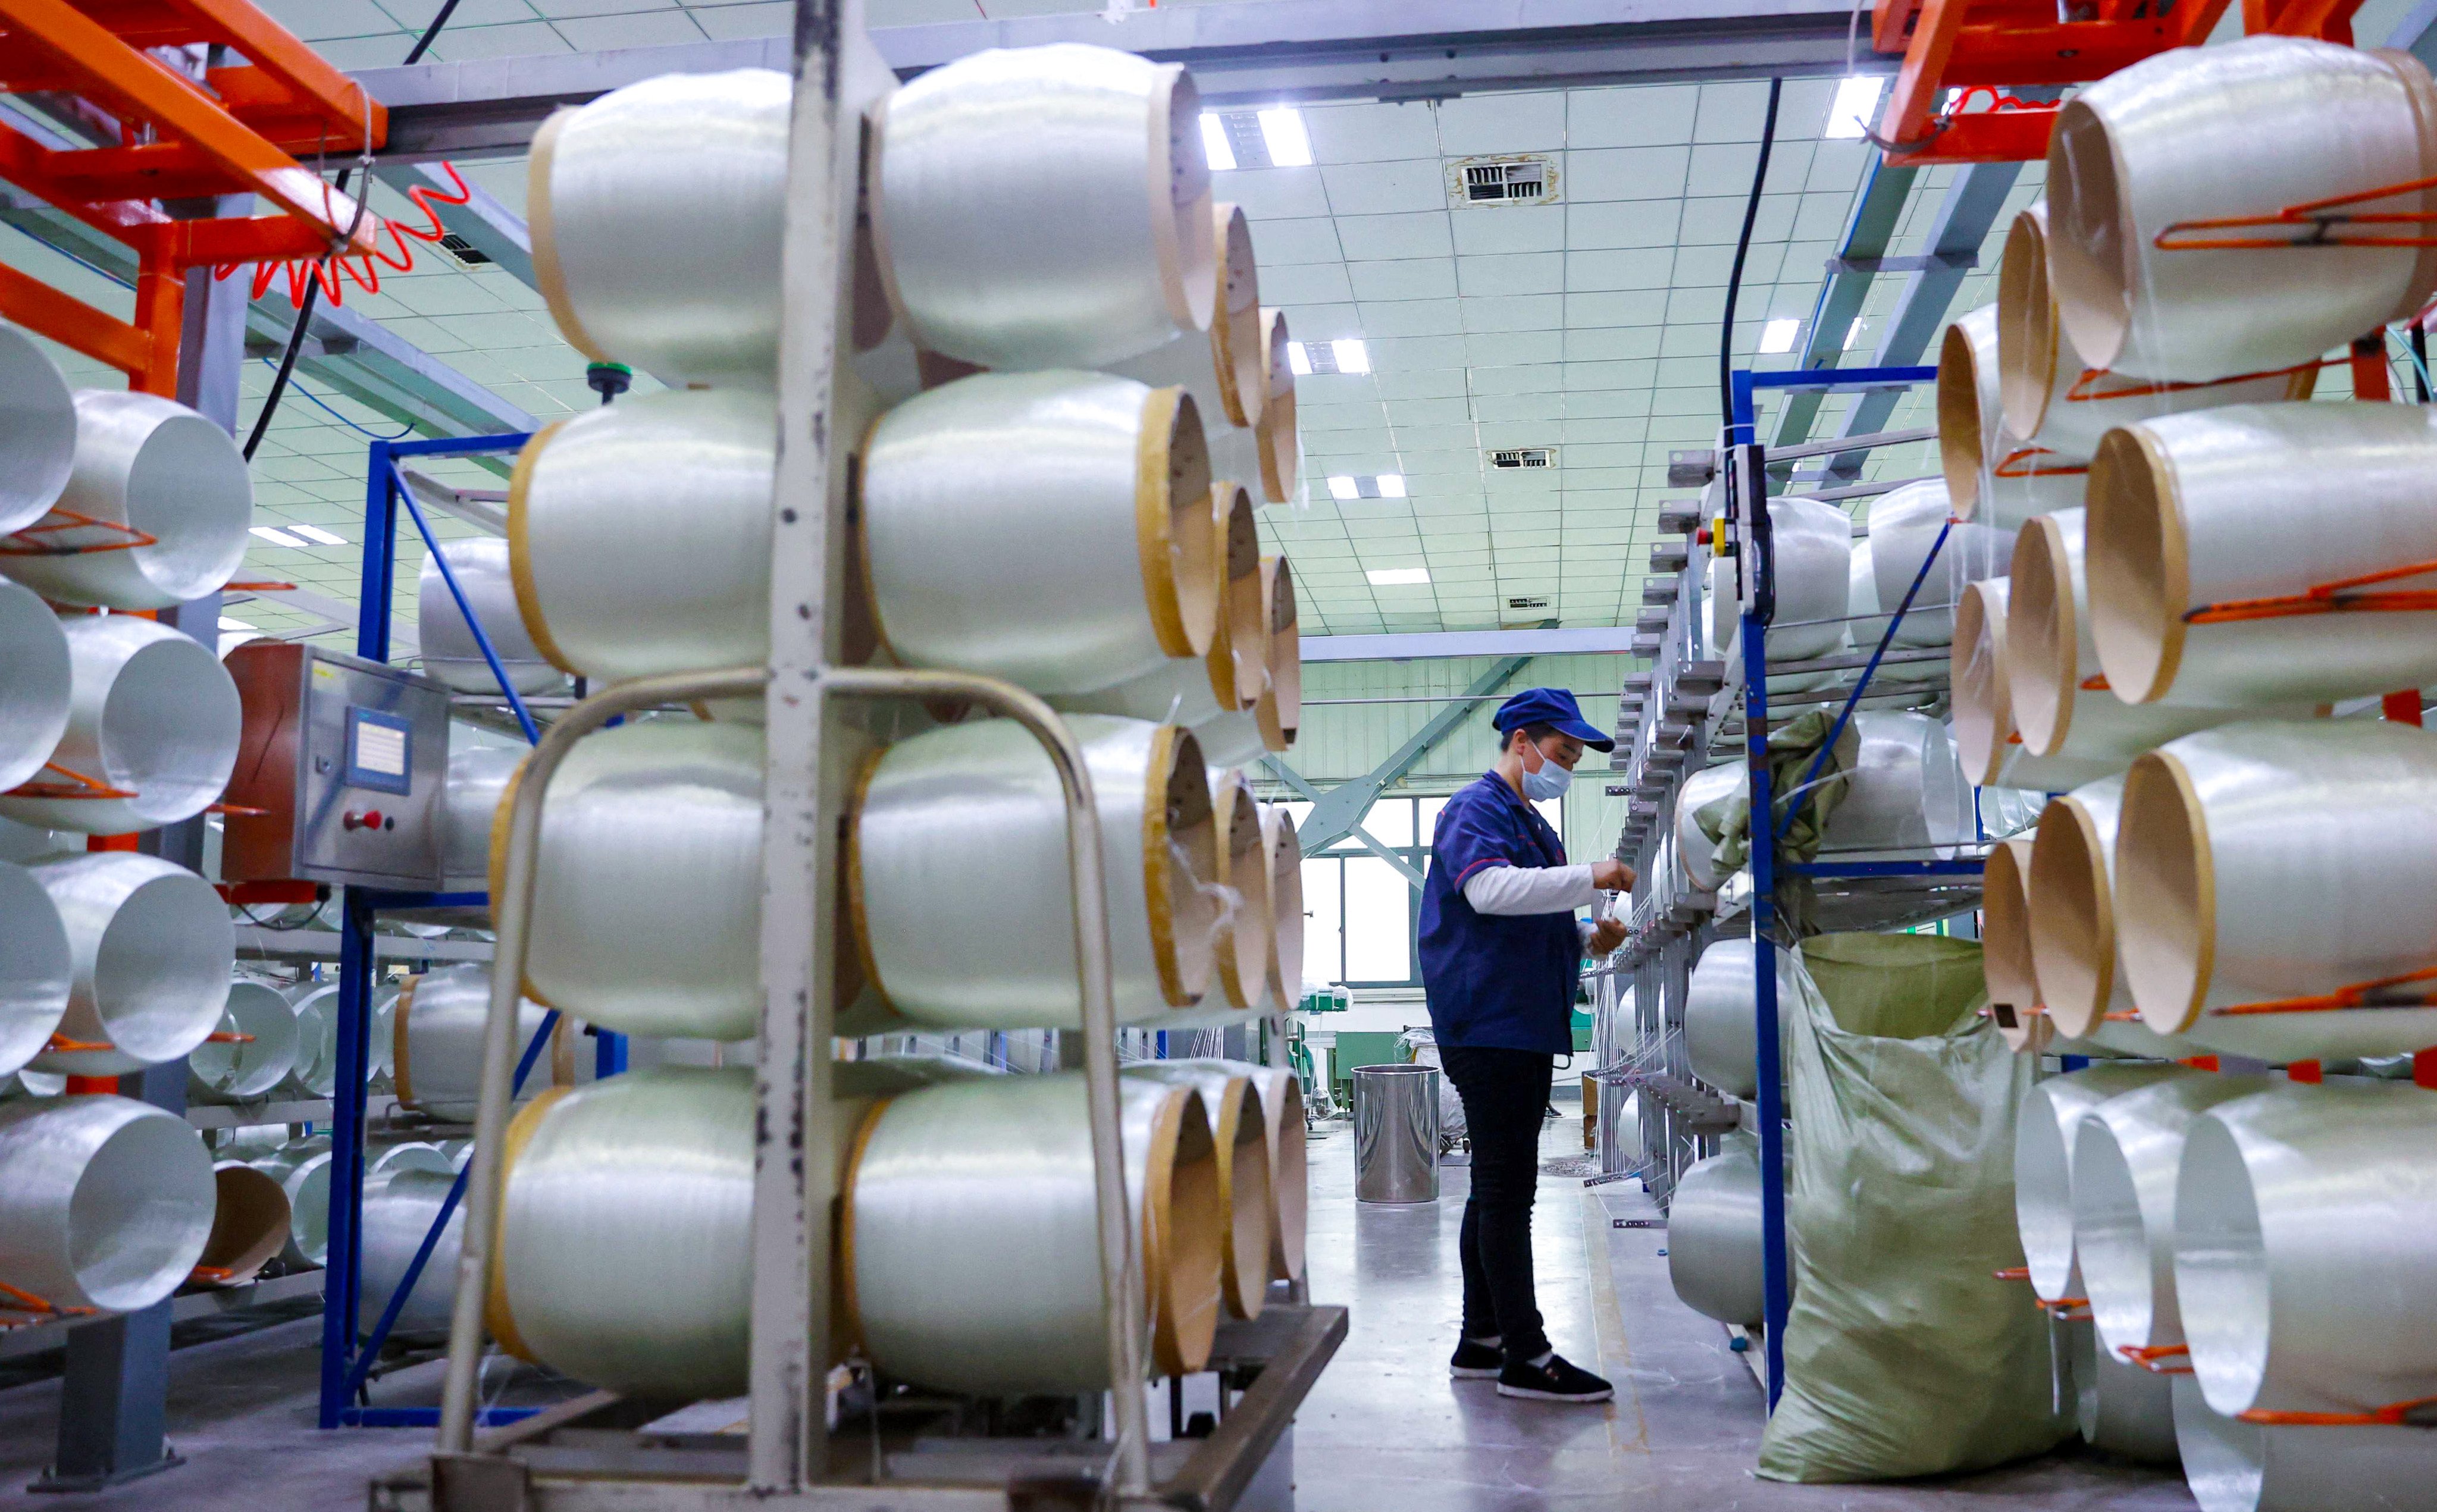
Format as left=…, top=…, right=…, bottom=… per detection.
left=1718, top=77, right=1786, bottom=430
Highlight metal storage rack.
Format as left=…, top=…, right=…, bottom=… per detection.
left=1596, top=364, right=1987, bottom=1406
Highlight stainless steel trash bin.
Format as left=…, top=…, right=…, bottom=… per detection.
left=1353, top=1064, right=1440, bottom=1203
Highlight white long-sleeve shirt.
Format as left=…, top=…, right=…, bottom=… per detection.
left=1463, top=863, right=1605, bottom=951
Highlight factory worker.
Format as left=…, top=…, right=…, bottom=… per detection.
left=1417, top=686, right=1633, bottom=1404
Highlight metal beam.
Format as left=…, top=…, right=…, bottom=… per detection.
left=371, top=161, right=534, bottom=290
left=1769, top=158, right=1918, bottom=450
left=1302, top=626, right=1638, bottom=661
left=1286, top=653, right=1533, bottom=857
left=353, top=0, right=1871, bottom=162
left=1261, top=759, right=1425, bottom=889
left=2391, top=0, right=2437, bottom=71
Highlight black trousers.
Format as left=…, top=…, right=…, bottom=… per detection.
left=1439, top=1044, right=1553, bottom=1366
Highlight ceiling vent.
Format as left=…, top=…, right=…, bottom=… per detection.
left=1506, top=595, right=1550, bottom=611
left=1451, top=153, right=1558, bottom=206
left=437, top=232, right=492, bottom=268
left=1489, top=447, right=1555, bottom=469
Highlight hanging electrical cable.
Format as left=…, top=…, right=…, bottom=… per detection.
left=1718, top=77, right=1784, bottom=429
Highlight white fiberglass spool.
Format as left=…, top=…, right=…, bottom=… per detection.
left=359, top=1167, right=461, bottom=1339
left=2090, top=403, right=2437, bottom=708
left=1254, top=309, right=1298, bottom=505
left=1936, top=302, right=2006, bottom=518
left=0, top=615, right=240, bottom=835
left=1252, top=552, right=1300, bottom=752
left=1818, top=711, right=1969, bottom=858
left=1953, top=579, right=2119, bottom=793
left=872, top=43, right=1213, bottom=371
left=531, top=70, right=788, bottom=384
left=848, top=1073, right=1223, bottom=1391
left=1205, top=769, right=1270, bottom=1011
left=2177, top=1082, right=2437, bottom=1418
left=255, top=1141, right=331, bottom=1268
left=187, top=980, right=300, bottom=1103
left=0, top=391, right=250, bottom=609
left=196, top=1160, right=289, bottom=1287
left=1050, top=485, right=1262, bottom=727
left=25, top=851, right=231, bottom=1075
left=862, top=371, right=1216, bottom=696
left=2170, top=1375, right=2437, bottom=1512
left=393, top=964, right=565, bottom=1120
left=1124, top=1060, right=1271, bottom=1319
left=1674, top=760, right=1743, bottom=895
left=521, top=721, right=761, bottom=1041
left=1258, top=803, right=1304, bottom=1009
left=0, top=1094, right=212, bottom=1310
left=2006, top=509, right=2291, bottom=766
left=1668, top=1147, right=1766, bottom=1326
left=1996, top=201, right=2315, bottom=462
left=284, top=983, right=340, bottom=1097
left=509, top=389, right=774, bottom=683
left=2011, top=1064, right=2183, bottom=1303
left=1684, top=936, right=1793, bottom=1100
left=0, top=321, right=73, bottom=536
left=417, top=538, right=563, bottom=695
left=853, top=715, right=1219, bottom=1027
left=0, top=579, right=70, bottom=792
left=1844, top=541, right=1943, bottom=684
left=1109, top=203, right=1266, bottom=435
left=2026, top=774, right=2135, bottom=1042
left=0, top=859, right=68, bottom=1078
left=1763, top=494, right=1852, bottom=661
left=441, top=744, right=523, bottom=889
left=368, top=1141, right=453, bottom=1180
left=2072, top=1074, right=2274, bottom=1358
left=1866, top=478, right=2012, bottom=647
left=2116, top=720, right=2437, bottom=1059
left=1207, top=1056, right=1307, bottom=1280
left=1981, top=839, right=2045, bottom=1053
left=2046, top=37, right=2437, bottom=385
left=2061, top=1316, right=2179, bottom=1464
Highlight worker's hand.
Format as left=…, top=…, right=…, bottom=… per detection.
left=1592, top=858, right=1636, bottom=892
left=1587, top=916, right=1628, bottom=956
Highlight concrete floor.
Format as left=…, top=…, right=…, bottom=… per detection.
left=0, top=1112, right=2195, bottom=1511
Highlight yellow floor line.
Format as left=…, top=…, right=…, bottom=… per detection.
left=1581, top=1188, right=1651, bottom=1454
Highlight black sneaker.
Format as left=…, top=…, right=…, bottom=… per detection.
left=1449, top=1338, right=1502, bottom=1379
left=1496, top=1353, right=1614, bottom=1403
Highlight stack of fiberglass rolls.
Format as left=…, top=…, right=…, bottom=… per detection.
left=0, top=324, right=265, bottom=1321
left=478, top=42, right=1308, bottom=1404
left=1930, top=33, right=2437, bottom=1506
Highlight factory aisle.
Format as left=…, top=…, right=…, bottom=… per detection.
left=1290, top=1109, right=2195, bottom=1512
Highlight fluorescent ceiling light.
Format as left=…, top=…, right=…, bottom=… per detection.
left=1286, top=341, right=1314, bottom=376
left=1376, top=473, right=1407, bottom=498
left=1199, top=113, right=1236, bottom=172
left=1327, top=475, right=1360, bottom=501
left=1257, top=107, right=1313, bottom=168
left=290, top=523, right=346, bottom=546
left=1330, top=338, right=1370, bottom=375
left=1846, top=318, right=1866, bottom=350
left=1758, top=318, right=1800, bottom=354
left=249, top=525, right=306, bottom=548
left=1824, top=76, right=1884, bottom=140
left=218, top=616, right=257, bottom=631
left=1367, top=567, right=1430, bottom=586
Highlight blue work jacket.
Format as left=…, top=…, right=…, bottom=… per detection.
left=1418, top=771, right=1582, bottom=1055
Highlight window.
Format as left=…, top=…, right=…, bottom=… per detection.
left=1343, top=858, right=1412, bottom=981
left=1299, top=857, right=1342, bottom=996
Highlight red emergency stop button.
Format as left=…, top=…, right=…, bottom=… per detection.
left=343, top=809, right=384, bottom=832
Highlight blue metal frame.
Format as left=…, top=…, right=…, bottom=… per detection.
left=1726, top=364, right=1985, bottom=1410
left=317, top=432, right=618, bottom=1431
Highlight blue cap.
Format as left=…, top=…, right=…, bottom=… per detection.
left=1492, top=687, right=1613, bottom=752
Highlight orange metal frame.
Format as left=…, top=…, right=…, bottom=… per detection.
left=0, top=0, right=386, bottom=394
left=1869, top=0, right=2363, bottom=165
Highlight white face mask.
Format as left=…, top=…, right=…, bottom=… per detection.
left=1520, top=741, right=1572, bottom=802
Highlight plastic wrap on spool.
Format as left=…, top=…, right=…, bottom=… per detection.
left=521, top=721, right=761, bottom=1041
left=0, top=859, right=68, bottom=1078
left=24, top=852, right=231, bottom=1076
left=0, top=1094, right=213, bottom=1310
left=1844, top=541, right=1944, bottom=683
left=873, top=43, right=1212, bottom=371
left=441, top=744, right=524, bottom=888
left=0, top=390, right=250, bottom=609
left=1254, top=309, right=1298, bottom=505
left=862, top=371, right=1216, bottom=696
left=1108, top=203, right=1265, bottom=436
left=1996, top=200, right=2314, bottom=462
left=252, top=1137, right=331, bottom=1268
left=1258, top=803, right=1304, bottom=1009
left=508, top=389, right=774, bottom=683
left=2171, top=1375, right=2437, bottom=1512
left=1937, top=302, right=2006, bottom=518
left=0, top=615, right=240, bottom=834
left=1668, top=1146, right=1769, bottom=1326
left=187, top=980, right=301, bottom=1103
left=0, top=579, right=70, bottom=792
left=1674, top=761, right=1743, bottom=894
left=2073, top=1073, right=2275, bottom=1360
left=2061, top=1315, right=2180, bottom=1464
left=1761, top=495, right=1853, bottom=661
left=418, top=538, right=564, bottom=695
left=1978, top=455, right=2086, bottom=534
left=1203, top=769, right=1270, bottom=1011
left=2116, top=721, right=2437, bottom=1058
left=1866, top=479, right=2012, bottom=647
left=2046, top=37, right=2437, bottom=385
left=1684, top=936, right=1794, bottom=1099
left=490, top=1069, right=753, bottom=1396
left=2012, top=1064, right=2185, bottom=1302
left=1818, top=711, right=1971, bottom=859
left=2177, top=1082, right=2437, bottom=1417
left=853, top=716, right=1219, bottom=1027
left=394, top=964, right=565, bottom=1120
left=2090, top=403, right=2437, bottom=709
left=359, top=1166, right=461, bottom=1339
left=848, top=1073, right=1222, bottom=1391
left=196, top=1160, right=289, bottom=1287
left=0, top=320, right=74, bottom=536
left=530, top=70, right=788, bottom=384
left=1124, top=1061, right=1270, bottom=1318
